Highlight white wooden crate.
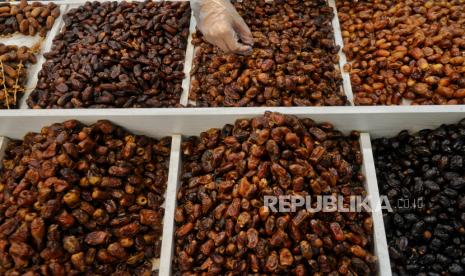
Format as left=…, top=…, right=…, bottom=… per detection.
left=1, top=0, right=463, bottom=109
left=1, top=0, right=191, bottom=109
left=0, top=0, right=464, bottom=275
left=159, top=132, right=392, bottom=276
left=2, top=109, right=465, bottom=275
left=184, top=0, right=354, bottom=106
left=0, top=120, right=179, bottom=273
left=0, top=114, right=395, bottom=276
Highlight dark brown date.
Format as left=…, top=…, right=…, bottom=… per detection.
left=27, top=1, right=191, bottom=108
left=374, top=119, right=465, bottom=274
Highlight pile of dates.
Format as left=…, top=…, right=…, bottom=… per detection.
left=0, top=0, right=60, bottom=37
left=0, top=120, right=170, bottom=275
left=337, top=0, right=465, bottom=105
left=0, top=43, right=38, bottom=109
left=27, top=1, right=190, bottom=108
left=190, top=0, right=346, bottom=107
left=373, top=120, right=465, bottom=275
left=174, top=112, right=376, bottom=274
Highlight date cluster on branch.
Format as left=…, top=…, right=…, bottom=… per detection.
left=174, top=112, right=376, bottom=275
left=0, top=43, right=38, bottom=109
left=190, top=0, right=346, bottom=107
left=0, top=120, right=171, bottom=275
left=337, top=0, right=465, bottom=105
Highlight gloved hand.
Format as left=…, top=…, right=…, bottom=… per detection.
left=191, top=0, right=253, bottom=55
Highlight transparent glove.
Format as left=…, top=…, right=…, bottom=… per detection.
left=192, top=0, right=253, bottom=55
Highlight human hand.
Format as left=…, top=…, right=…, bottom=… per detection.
left=191, top=0, right=253, bottom=55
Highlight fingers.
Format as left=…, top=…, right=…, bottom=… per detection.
left=204, top=34, right=229, bottom=53
left=203, top=24, right=252, bottom=56
left=231, top=43, right=253, bottom=56
left=221, top=28, right=253, bottom=55
left=221, top=0, right=254, bottom=46
left=202, top=24, right=232, bottom=53
left=192, top=0, right=253, bottom=55
left=232, top=16, right=253, bottom=46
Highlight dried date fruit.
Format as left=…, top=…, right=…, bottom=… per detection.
left=0, top=1, right=60, bottom=37
left=27, top=1, right=190, bottom=108
left=337, top=0, right=465, bottom=105
left=0, top=120, right=170, bottom=275
left=174, top=112, right=375, bottom=274
left=190, top=0, right=346, bottom=107
left=373, top=119, right=465, bottom=274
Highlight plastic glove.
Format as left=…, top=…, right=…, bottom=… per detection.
left=191, top=0, right=253, bottom=55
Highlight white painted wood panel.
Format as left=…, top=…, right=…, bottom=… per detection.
left=328, top=0, right=354, bottom=105
left=0, top=136, right=9, bottom=169
left=361, top=133, right=392, bottom=276
left=159, top=135, right=182, bottom=276
left=0, top=106, right=464, bottom=139
left=156, top=133, right=392, bottom=275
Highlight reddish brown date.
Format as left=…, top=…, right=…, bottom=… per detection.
left=190, top=0, right=346, bottom=107
left=174, top=112, right=376, bottom=274
left=0, top=120, right=170, bottom=275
